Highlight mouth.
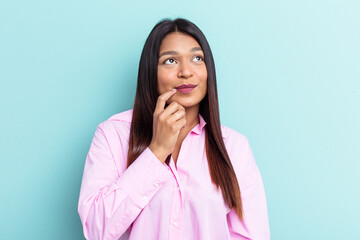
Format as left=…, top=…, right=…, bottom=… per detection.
left=175, top=84, right=197, bottom=89
left=175, top=84, right=197, bottom=94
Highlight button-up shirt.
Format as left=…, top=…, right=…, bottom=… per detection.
left=78, top=109, right=270, bottom=240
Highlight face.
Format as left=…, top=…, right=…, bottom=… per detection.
left=157, top=32, right=207, bottom=109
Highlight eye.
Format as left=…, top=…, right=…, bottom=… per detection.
left=164, top=58, right=176, bottom=64
left=193, top=55, right=204, bottom=62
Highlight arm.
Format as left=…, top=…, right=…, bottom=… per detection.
left=227, top=139, right=270, bottom=240
left=78, top=122, right=172, bottom=240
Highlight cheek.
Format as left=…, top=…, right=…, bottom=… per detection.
left=157, top=68, right=178, bottom=95
left=157, top=68, right=176, bottom=86
left=196, top=66, right=208, bottom=83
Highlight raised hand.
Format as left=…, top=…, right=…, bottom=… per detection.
left=149, top=89, right=187, bottom=163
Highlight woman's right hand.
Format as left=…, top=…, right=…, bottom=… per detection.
left=149, top=89, right=187, bottom=163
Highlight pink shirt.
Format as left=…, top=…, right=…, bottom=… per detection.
left=78, top=109, right=270, bottom=240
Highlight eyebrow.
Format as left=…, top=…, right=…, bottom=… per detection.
left=159, top=47, right=203, bottom=58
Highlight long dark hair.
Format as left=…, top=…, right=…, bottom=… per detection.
left=127, top=18, right=243, bottom=221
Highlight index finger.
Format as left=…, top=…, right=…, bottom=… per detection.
left=154, top=89, right=177, bottom=114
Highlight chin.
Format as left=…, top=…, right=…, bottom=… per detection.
left=175, top=99, right=201, bottom=108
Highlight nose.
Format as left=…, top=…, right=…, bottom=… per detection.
left=177, top=61, right=193, bottom=79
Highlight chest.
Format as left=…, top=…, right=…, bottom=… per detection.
left=169, top=135, right=229, bottom=211
left=171, top=145, right=181, bottom=165
left=142, top=140, right=231, bottom=222
left=171, top=134, right=187, bottom=165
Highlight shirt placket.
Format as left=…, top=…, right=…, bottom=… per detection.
left=167, top=161, right=184, bottom=240
left=167, top=136, right=190, bottom=240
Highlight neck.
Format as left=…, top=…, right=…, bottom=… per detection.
left=179, top=104, right=200, bottom=137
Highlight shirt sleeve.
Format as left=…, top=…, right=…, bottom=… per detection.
left=226, top=139, right=270, bottom=240
left=78, top=122, right=173, bottom=240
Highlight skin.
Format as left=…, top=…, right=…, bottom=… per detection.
left=149, top=32, right=208, bottom=164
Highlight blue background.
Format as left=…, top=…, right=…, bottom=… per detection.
left=1, top=0, right=359, bottom=239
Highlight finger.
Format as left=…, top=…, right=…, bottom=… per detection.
left=168, top=108, right=186, bottom=122
left=173, top=118, right=187, bottom=131
left=154, top=89, right=177, bottom=114
left=162, top=101, right=185, bottom=116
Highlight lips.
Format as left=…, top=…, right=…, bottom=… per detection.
left=174, top=84, right=197, bottom=94
left=175, top=84, right=197, bottom=89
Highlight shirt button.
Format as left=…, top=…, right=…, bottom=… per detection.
left=153, top=182, right=159, bottom=187
left=173, top=221, right=179, bottom=227
left=142, top=196, right=148, bottom=202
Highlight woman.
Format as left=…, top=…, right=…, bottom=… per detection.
left=78, top=18, right=270, bottom=240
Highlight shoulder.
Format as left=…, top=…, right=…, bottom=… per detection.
left=220, top=124, right=249, bottom=146
left=96, top=109, right=133, bottom=139
left=220, top=124, right=253, bottom=174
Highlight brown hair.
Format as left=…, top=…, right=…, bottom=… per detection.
left=126, top=18, right=243, bottom=221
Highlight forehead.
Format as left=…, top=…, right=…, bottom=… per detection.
left=159, top=32, right=201, bottom=51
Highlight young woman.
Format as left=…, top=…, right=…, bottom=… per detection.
left=78, top=18, right=270, bottom=240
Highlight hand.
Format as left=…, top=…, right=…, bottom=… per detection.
left=149, top=89, right=187, bottom=163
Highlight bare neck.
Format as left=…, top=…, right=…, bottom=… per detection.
left=178, top=104, right=200, bottom=140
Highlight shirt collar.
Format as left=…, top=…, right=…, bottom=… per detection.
left=191, top=113, right=207, bottom=135
left=190, top=114, right=226, bottom=140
